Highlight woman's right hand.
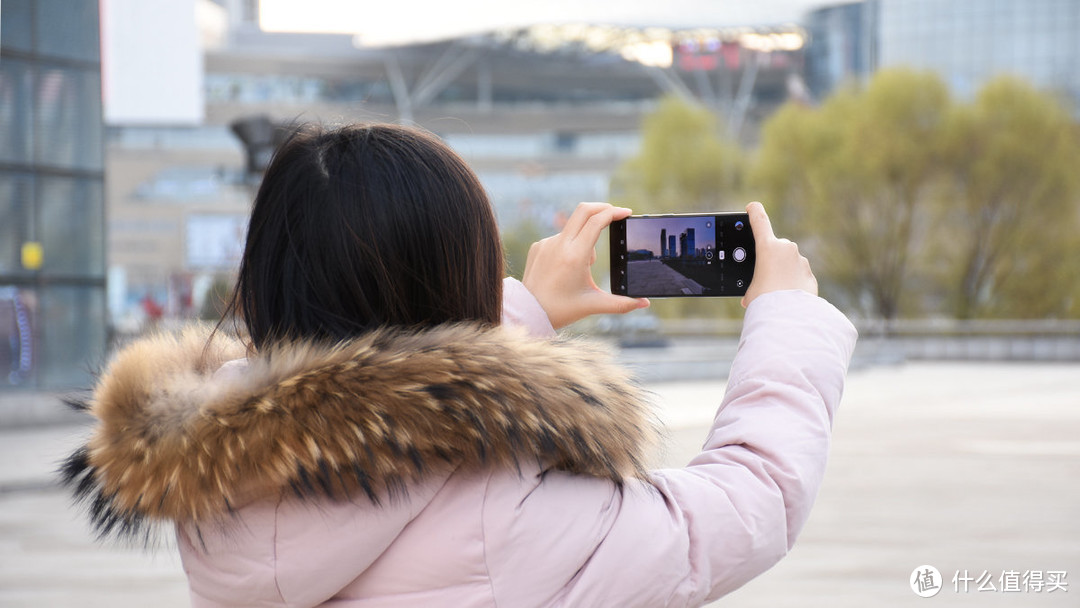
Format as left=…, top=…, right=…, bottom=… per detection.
left=741, top=201, right=818, bottom=308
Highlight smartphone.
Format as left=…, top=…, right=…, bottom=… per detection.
left=609, top=212, right=754, bottom=298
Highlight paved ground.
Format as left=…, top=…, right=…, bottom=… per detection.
left=628, top=258, right=705, bottom=295
left=1, top=362, right=1077, bottom=606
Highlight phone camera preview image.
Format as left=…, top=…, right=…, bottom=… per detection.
left=610, top=214, right=755, bottom=298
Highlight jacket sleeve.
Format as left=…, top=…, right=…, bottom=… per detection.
left=491, top=289, right=856, bottom=607
left=501, top=277, right=556, bottom=338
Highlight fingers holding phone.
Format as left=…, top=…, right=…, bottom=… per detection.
left=522, top=202, right=650, bottom=329
left=740, top=201, right=817, bottom=308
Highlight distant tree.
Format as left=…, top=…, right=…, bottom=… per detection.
left=610, top=96, right=746, bottom=213
left=199, top=276, right=234, bottom=321
left=749, top=94, right=847, bottom=239
left=939, top=76, right=1080, bottom=318
left=612, top=71, right=1080, bottom=321
left=501, top=219, right=543, bottom=281
left=753, top=69, right=952, bottom=319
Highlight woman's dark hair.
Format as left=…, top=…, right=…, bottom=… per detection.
left=228, top=123, right=503, bottom=349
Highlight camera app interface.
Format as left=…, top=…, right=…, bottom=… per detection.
left=624, top=215, right=753, bottom=297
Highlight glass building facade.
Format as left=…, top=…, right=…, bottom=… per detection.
left=0, top=0, right=107, bottom=389
left=805, top=1, right=878, bottom=100
left=806, top=0, right=1080, bottom=113
left=879, top=0, right=1080, bottom=107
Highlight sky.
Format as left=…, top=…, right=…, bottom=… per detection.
left=626, top=216, right=716, bottom=254
left=259, top=0, right=833, bottom=46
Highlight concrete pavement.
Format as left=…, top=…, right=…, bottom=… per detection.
left=627, top=259, right=706, bottom=295
left=1, top=362, right=1078, bottom=606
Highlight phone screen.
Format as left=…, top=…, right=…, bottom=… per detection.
left=609, top=213, right=755, bottom=298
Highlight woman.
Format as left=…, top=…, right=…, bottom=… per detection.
left=63, top=123, right=856, bottom=607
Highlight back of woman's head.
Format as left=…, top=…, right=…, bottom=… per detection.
left=233, top=123, right=503, bottom=349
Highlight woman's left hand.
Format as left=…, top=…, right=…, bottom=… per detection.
left=522, top=202, right=650, bottom=329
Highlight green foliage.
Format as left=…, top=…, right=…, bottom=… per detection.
left=753, top=69, right=953, bottom=319
left=611, top=96, right=746, bottom=213
left=939, top=76, right=1080, bottom=318
left=199, top=276, right=234, bottom=321
left=747, top=101, right=830, bottom=237
left=606, top=71, right=1080, bottom=320
left=501, top=219, right=543, bottom=281
left=751, top=69, right=1080, bottom=319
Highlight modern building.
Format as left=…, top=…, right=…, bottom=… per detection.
left=804, top=1, right=878, bottom=100
left=0, top=0, right=107, bottom=390
left=100, top=0, right=248, bottom=331
left=877, top=0, right=1080, bottom=107
left=805, top=0, right=1080, bottom=112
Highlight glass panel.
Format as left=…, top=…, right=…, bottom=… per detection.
left=0, top=173, right=36, bottom=276
left=0, top=59, right=34, bottom=166
left=39, top=285, right=106, bottom=389
left=0, top=286, right=38, bottom=388
left=0, top=0, right=34, bottom=53
left=35, top=66, right=104, bottom=171
left=35, top=0, right=101, bottom=62
left=39, top=176, right=105, bottom=277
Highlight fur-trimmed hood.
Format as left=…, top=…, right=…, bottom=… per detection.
left=61, top=324, right=656, bottom=539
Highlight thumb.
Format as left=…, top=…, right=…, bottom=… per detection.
left=746, top=201, right=775, bottom=241
left=588, top=291, right=650, bottom=316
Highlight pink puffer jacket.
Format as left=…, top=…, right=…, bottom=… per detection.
left=67, top=278, right=857, bottom=607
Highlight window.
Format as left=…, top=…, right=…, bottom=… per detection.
left=35, top=0, right=101, bottom=62
left=39, top=176, right=105, bottom=277
left=38, top=285, right=106, bottom=388
left=0, top=173, right=35, bottom=277
left=34, top=67, right=104, bottom=171
left=0, top=59, right=34, bottom=165
left=0, top=0, right=33, bottom=53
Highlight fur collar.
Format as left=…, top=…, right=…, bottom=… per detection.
left=61, top=324, right=655, bottom=539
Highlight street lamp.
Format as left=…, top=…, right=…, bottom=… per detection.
left=229, top=115, right=291, bottom=185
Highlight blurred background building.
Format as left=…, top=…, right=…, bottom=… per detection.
left=0, top=0, right=107, bottom=390
left=805, top=0, right=1080, bottom=107
left=876, top=0, right=1079, bottom=104
left=804, top=1, right=878, bottom=99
